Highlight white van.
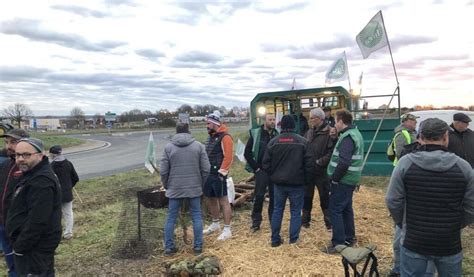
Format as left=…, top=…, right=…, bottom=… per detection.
left=403, top=110, right=474, bottom=131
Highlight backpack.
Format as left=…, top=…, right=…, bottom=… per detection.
left=386, top=139, right=396, bottom=161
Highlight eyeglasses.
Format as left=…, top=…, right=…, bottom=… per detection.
left=15, top=152, right=39, bottom=159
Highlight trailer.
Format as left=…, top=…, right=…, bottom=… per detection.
left=249, top=86, right=399, bottom=176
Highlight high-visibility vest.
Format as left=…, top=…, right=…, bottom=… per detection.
left=327, top=127, right=364, bottom=186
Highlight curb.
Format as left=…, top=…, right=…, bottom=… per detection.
left=63, top=139, right=111, bottom=155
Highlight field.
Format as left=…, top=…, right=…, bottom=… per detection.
left=1, top=130, right=473, bottom=276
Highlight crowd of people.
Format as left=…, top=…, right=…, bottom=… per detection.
left=0, top=108, right=472, bottom=276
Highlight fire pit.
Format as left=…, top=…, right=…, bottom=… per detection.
left=137, top=186, right=168, bottom=240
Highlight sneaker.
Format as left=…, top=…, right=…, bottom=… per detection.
left=388, top=271, right=400, bottom=277
left=217, top=228, right=232, bottom=241
left=320, top=244, right=338, bottom=254
left=301, top=222, right=310, bottom=228
left=63, top=233, right=73, bottom=240
left=271, top=239, right=284, bottom=247
left=193, top=248, right=202, bottom=255
left=164, top=248, right=178, bottom=256
left=203, top=223, right=220, bottom=235
left=344, top=238, right=357, bottom=247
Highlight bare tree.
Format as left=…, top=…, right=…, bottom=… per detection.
left=70, top=107, right=85, bottom=129
left=2, top=103, right=33, bottom=128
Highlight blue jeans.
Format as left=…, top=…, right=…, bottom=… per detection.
left=401, top=246, right=461, bottom=277
left=0, top=224, right=17, bottom=277
left=271, top=185, right=305, bottom=244
left=164, top=197, right=203, bottom=251
left=329, top=183, right=355, bottom=246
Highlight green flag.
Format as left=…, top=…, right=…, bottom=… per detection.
left=325, top=51, right=348, bottom=84
left=356, top=11, right=388, bottom=59
left=235, top=138, right=246, bottom=163
left=144, top=132, right=157, bottom=174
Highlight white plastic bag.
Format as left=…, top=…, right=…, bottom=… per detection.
left=226, top=177, right=235, bottom=204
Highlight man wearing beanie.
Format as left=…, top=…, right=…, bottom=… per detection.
left=5, top=138, right=62, bottom=276
left=448, top=112, right=473, bottom=168
left=203, top=111, right=234, bottom=241
left=324, top=109, right=364, bottom=254
left=0, top=128, right=29, bottom=276
left=262, top=114, right=312, bottom=247
left=49, top=145, right=79, bottom=240
left=386, top=118, right=473, bottom=276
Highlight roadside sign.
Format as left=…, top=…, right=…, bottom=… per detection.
left=106, top=122, right=112, bottom=129
left=105, top=112, right=117, bottom=122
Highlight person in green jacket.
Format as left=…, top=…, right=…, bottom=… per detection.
left=244, top=114, right=278, bottom=232
left=323, top=109, right=364, bottom=254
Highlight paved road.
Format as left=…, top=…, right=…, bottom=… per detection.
left=65, top=126, right=247, bottom=180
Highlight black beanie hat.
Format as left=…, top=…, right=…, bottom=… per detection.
left=281, top=115, right=296, bottom=130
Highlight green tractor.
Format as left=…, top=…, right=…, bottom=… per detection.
left=249, top=86, right=400, bottom=176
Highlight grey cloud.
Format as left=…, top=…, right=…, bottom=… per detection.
left=0, top=18, right=126, bottom=52
left=255, top=2, right=310, bottom=13
left=165, top=1, right=252, bottom=25
left=135, top=49, right=166, bottom=60
left=174, top=51, right=223, bottom=64
left=261, top=43, right=297, bottom=53
left=50, top=4, right=108, bottom=18
left=390, top=35, right=437, bottom=51
left=0, top=66, right=51, bottom=82
left=104, top=0, right=137, bottom=7
left=309, top=36, right=353, bottom=51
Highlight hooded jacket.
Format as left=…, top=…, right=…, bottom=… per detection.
left=51, top=155, right=79, bottom=203
left=5, top=156, right=62, bottom=254
left=160, top=133, right=211, bottom=199
left=386, top=145, right=474, bottom=256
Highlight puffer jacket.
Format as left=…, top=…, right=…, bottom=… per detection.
left=160, top=133, right=211, bottom=199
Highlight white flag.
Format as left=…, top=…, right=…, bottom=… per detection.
left=235, top=138, right=246, bottom=163
left=356, top=11, right=388, bottom=59
left=325, top=51, right=348, bottom=84
left=144, top=132, right=157, bottom=174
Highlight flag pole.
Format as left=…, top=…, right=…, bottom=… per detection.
left=379, top=11, right=401, bottom=117
left=344, top=51, right=352, bottom=91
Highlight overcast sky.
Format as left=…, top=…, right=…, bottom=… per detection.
left=0, top=0, right=472, bottom=116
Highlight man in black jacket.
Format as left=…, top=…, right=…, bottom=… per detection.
left=448, top=112, right=473, bottom=168
left=6, top=138, right=62, bottom=276
left=244, top=114, right=278, bottom=232
left=50, top=145, right=79, bottom=240
left=386, top=118, right=473, bottom=276
left=262, top=115, right=312, bottom=247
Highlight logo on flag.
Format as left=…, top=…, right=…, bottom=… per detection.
left=325, top=52, right=348, bottom=84
left=144, top=132, right=157, bottom=174
left=356, top=11, right=388, bottom=59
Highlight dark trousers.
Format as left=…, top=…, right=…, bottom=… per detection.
left=329, top=183, right=356, bottom=246
left=271, top=185, right=305, bottom=244
left=14, top=249, right=55, bottom=277
left=302, top=175, right=330, bottom=223
left=0, top=223, right=17, bottom=276
left=251, top=170, right=274, bottom=227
